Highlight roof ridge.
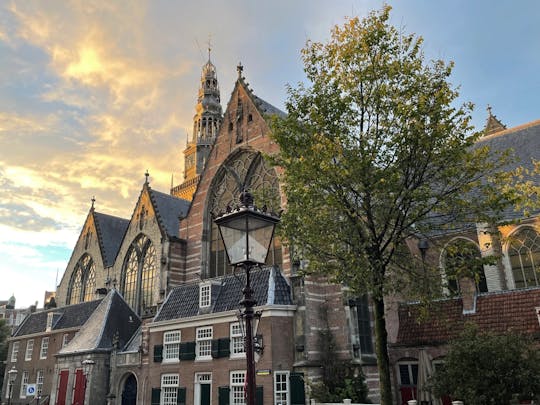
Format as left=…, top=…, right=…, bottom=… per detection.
left=479, top=118, right=540, bottom=141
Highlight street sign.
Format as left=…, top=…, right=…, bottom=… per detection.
left=26, top=383, right=36, bottom=396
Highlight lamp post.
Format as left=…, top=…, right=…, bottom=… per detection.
left=215, top=190, right=279, bottom=405
left=81, top=359, right=95, bottom=405
left=7, top=366, right=18, bottom=405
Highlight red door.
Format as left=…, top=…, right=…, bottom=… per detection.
left=56, top=370, right=69, bottom=405
left=72, top=369, right=86, bottom=405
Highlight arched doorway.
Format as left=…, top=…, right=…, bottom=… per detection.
left=121, top=374, right=137, bottom=405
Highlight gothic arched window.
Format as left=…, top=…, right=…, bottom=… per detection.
left=206, top=150, right=282, bottom=278
left=508, top=227, right=540, bottom=288
left=121, top=234, right=157, bottom=314
left=67, top=254, right=96, bottom=305
left=443, top=239, right=487, bottom=295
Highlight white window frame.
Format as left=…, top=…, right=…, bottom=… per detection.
left=196, top=326, right=213, bottom=360
left=11, top=341, right=19, bottom=362
left=397, top=361, right=418, bottom=387
left=230, top=371, right=246, bottom=405
left=62, top=334, right=70, bottom=348
left=36, top=369, right=44, bottom=396
left=161, top=373, right=179, bottom=405
left=199, top=283, right=211, bottom=308
left=40, top=337, right=49, bottom=359
left=230, top=322, right=245, bottom=358
left=20, top=371, right=29, bottom=399
left=25, top=339, right=34, bottom=361
left=163, top=330, right=181, bottom=362
left=194, top=373, right=212, bottom=405
left=274, top=371, right=290, bottom=405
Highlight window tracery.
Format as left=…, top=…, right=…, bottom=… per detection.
left=67, top=254, right=96, bottom=304
left=508, top=227, right=540, bottom=288
left=443, top=238, right=487, bottom=295
left=121, top=234, right=157, bottom=314
left=206, top=150, right=282, bottom=278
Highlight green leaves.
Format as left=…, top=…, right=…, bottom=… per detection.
left=430, top=325, right=540, bottom=404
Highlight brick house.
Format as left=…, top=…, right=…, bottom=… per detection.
left=2, top=293, right=139, bottom=405
left=387, top=115, right=540, bottom=405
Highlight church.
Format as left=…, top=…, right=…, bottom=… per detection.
left=2, top=56, right=378, bottom=405
left=2, top=52, right=540, bottom=405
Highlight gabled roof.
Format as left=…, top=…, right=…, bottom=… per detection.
left=395, top=287, right=540, bottom=347
left=154, top=266, right=293, bottom=322
left=13, top=299, right=103, bottom=337
left=235, top=64, right=286, bottom=119
left=93, top=212, right=129, bottom=267
left=148, top=187, right=190, bottom=238
left=58, top=289, right=141, bottom=354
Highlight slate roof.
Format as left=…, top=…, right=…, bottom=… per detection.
left=395, top=287, right=540, bottom=347
left=13, top=299, right=103, bottom=337
left=477, top=119, right=540, bottom=220
left=252, top=94, right=286, bottom=118
left=93, top=212, right=129, bottom=267
left=154, top=266, right=293, bottom=322
left=58, top=289, right=140, bottom=354
left=149, top=187, right=190, bottom=238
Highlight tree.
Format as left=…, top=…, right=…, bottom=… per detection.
left=270, top=6, right=516, bottom=404
left=309, top=304, right=370, bottom=403
left=430, top=325, right=540, bottom=404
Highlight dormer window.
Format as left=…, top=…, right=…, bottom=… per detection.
left=199, top=283, right=211, bottom=308
left=46, top=313, right=54, bottom=332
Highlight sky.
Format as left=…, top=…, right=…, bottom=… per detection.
left=1, top=1, right=540, bottom=308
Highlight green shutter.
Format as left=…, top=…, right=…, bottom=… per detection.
left=211, top=339, right=219, bottom=358
left=151, top=388, right=161, bottom=405
left=153, top=344, right=163, bottom=363
left=180, top=341, right=196, bottom=360
left=177, top=387, right=186, bottom=405
left=218, top=337, right=231, bottom=357
left=256, top=386, right=263, bottom=405
left=218, top=386, right=230, bottom=405
left=290, top=373, right=305, bottom=405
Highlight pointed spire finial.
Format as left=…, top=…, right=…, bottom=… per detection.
left=145, top=170, right=149, bottom=184
left=91, top=196, right=95, bottom=209
left=237, top=62, right=243, bottom=78
left=484, top=105, right=506, bottom=135
left=207, top=34, right=212, bottom=61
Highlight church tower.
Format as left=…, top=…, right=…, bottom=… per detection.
left=171, top=49, right=223, bottom=200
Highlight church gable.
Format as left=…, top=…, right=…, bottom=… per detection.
left=179, top=66, right=288, bottom=282
left=56, top=204, right=107, bottom=307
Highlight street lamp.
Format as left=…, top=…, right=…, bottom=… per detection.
left=215, top=190, right=279, bottom=405
left=7, top=366, right=18, bottom=405
left=81, top=359, right=95, bottom=405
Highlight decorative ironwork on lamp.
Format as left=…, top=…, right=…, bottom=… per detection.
left=215, top=190, right=279, bottom=405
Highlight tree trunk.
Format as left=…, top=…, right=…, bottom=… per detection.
left=372, top=295, right=393, bottom=405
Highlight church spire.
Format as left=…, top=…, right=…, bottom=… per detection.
left=171, top=47, right=223, bottom=201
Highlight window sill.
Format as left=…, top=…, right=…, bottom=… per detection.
left=195, top=357, right=213, bottom=362
left=162, top=359, right=180, bottom=364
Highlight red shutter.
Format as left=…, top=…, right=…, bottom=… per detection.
left=56, top=370, right=69, bottom=405
left=72, top=369, right=86, bottom=405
